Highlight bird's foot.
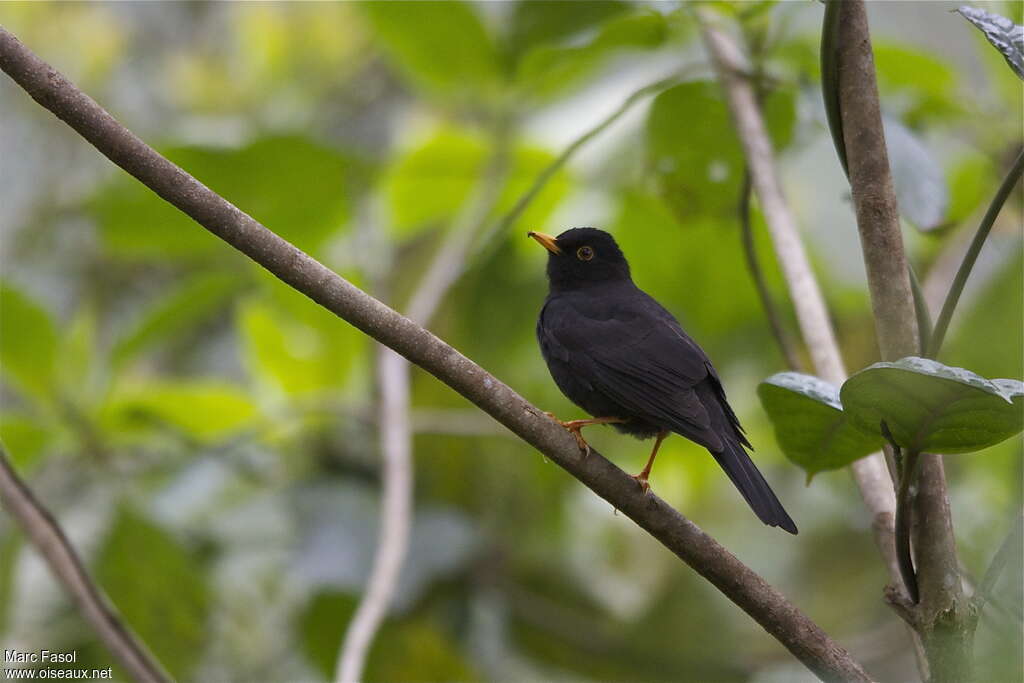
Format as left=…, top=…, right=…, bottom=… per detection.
left=630, top=472, right=651, bottom=494
left=544, top=412, right=593, bottom=456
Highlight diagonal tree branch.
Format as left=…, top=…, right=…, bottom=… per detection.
left=0, top=446, right=171, bottom=683
left=0, top=27, right=871, bottom=682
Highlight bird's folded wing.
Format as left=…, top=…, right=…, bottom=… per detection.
left=543, top=304, right=723, bottom=451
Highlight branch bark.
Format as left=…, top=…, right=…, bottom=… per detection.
left=833, top=2, right=974, bottom=680
left=696, top=7, right=903, bottom=593
left=0, top=447, right=171, bottom=683
left=0, top=27, right=871, bottom=682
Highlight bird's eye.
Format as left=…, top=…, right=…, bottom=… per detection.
left=576, top=246, right=594, bottom=261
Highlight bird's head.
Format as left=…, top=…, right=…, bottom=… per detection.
left=528, top=227, right=631, bottom=291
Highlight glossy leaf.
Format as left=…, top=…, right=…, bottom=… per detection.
left=0, top=282, right=57, bottom=402
left=758, top=372, right=884, bottom=479
left=646, top=81, right=795, bottom=221
left=93, top=136, right=349, bottom=260
left=840, top=357, right=1024, bottom=454
left=956, top=6, right=1024, bottom=79
left=883, top=114, right=949, bottom=231
left=97, top=506, right=211, bottom=681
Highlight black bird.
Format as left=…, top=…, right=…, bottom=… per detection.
left=530, top=227, right=797, bottom=534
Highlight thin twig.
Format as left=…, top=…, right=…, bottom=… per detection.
left=738, top=167, right=803, bottom=371
left=338, top=140, right=510, bottom=683
left=894, top=449, right=921, bottom=604
left=0, top=28, right=872, bottom=682
left=0, top=446, right=171, bottom=683
left=471, top=72, right=689, bottom=263
left=928, top=148, right=1024, bottom=358
left=335, top=346, right=413, bottom=683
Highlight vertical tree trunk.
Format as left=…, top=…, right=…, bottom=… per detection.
left=834, top=2, right=977, bottom=680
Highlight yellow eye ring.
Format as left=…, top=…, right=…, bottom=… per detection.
left=577, top=246, right=594, bottom=261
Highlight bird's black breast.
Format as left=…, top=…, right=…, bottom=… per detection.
left=536, top=284, right=718, bottom=443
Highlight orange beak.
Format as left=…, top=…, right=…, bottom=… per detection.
left=527, top=231, right=561, bottom=254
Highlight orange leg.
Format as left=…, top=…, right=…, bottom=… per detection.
left=631, top=430, right=669, bottom=494
left=545, top=413, right=626, bottom=456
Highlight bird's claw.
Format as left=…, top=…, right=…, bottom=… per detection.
left=544, top=412, right=592, bottom=457
left=630, top=473, right=651, bottom=494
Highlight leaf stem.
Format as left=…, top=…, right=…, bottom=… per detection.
left=928, top=148, right=1024, bottom=357
left=738, top=168, right=803, bottom=371
left=896, top=449, right=922, bottom=604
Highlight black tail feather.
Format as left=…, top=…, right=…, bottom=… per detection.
left=711, top=440, right=798, bottom=534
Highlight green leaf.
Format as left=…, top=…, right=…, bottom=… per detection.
left=96, top=506, right=210, bottom=680
left=0, top=282, right=58, bottom=402
left=385, top=130, right=488, bottom=237
left=386, top=128, right=570, bottom=238
left=503, top=1, right=628, bottom=60
left=361, top=1, right=500, bottom=97
left=646, top=81, right=794, bottom=221
left=93, top=135, right=350, bottom=261
left=758, top=372, right=884, bottom=480
left=238, top=295, right=359, bottom=396
left=102, top=380, right=257, bottom=441
left=299, top=591, right=479, bottom=682
left=56, top=305, right=99, bottom=405
left=873, top=42, right=964, bottom=124
left=0, top=414, right=50, bottom=470
left=945, top=153, right=998, bottom=224
left=112, top=272, right=244, bottom=367
left=840, top=357, right=1024, bottom=454
left=956, top=6, right=1024, bottom=80
left=515, top=11, right=669, bottom=99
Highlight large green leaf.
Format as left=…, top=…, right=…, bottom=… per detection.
left=112, top=272, right=244, bottom=367
left=97, top=506, right=210, bottom=681
left=646, top=81, right=794, bottom=221
left=361, top=1, right=500, bottom=97
left=515, top=11, right=669, bottom=99
left=503, top=1, right=629, bottom=63
left=840, top=357, right=1024, bottom=454
left=93, top=135, right=350, bottom=260
left=101, top=380, right=258, bottom=442
left=0, top=282, right=58, bottom=402
left=758, top=372, right=884, bottom=480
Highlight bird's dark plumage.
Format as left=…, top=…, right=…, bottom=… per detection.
left=532, top=227, right=797, bottom=534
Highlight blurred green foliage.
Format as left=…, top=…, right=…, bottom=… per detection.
left=0, top=2, right=1021, bottom=682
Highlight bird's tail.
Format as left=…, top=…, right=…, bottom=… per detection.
left=710, top=440, right=798, bottom=534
